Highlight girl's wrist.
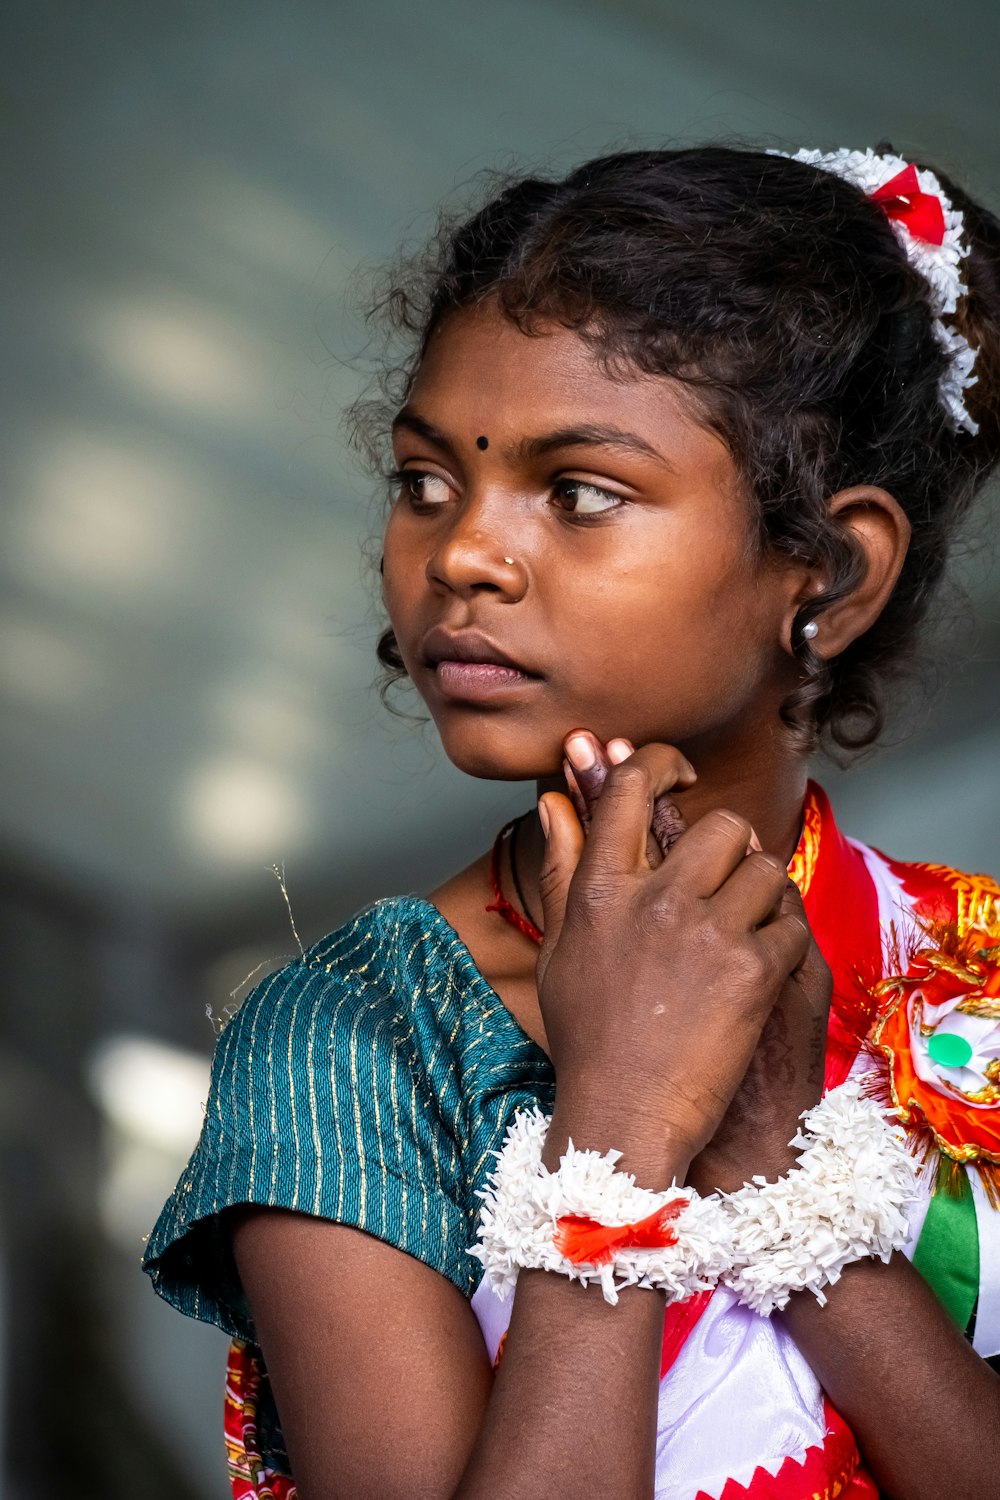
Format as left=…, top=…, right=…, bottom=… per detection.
left=545, top=1087, right=694, bottom=1189
left=689, top=1140, right=800, bottom=1197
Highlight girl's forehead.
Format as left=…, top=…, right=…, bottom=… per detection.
left=417, top=303, right=610, bottom=389
left=406, top=305, right=729, bottom=468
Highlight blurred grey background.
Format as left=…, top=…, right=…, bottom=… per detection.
left=2, top=2, right=998, bottom=1496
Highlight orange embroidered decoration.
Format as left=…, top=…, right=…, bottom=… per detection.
left=868, top=910, right=1000, bottom=1199
left=787, top=786, right=823, bottom=900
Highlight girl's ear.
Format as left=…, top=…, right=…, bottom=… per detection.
left=780, top=486, right=911, bottom=658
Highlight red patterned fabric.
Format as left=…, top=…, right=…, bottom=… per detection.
left=225, top=1340, right=298, bottom=1500
left=660, top=1290, right=714, bottom=1378
left=796, top=785, right=883, bottom=1090
left=696, top=1400, right=877, bottom=1500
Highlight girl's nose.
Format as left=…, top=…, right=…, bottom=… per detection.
left=426, top=515, right=527, bottom=600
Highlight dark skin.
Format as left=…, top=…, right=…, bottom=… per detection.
left=233, top=304, right=1000, bottom=1500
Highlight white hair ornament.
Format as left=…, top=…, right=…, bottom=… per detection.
left=774, top=147, right=979, bottom=435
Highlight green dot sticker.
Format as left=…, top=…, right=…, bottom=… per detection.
left=927, top=1031, right=974, bottom=1069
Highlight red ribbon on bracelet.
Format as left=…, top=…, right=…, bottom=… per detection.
left=871, top=163, right=946, bottom=246
left=553, top=1200, right=687, bottom=1267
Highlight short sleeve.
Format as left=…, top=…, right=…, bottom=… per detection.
left=143, top=953, right=471, bottom=1339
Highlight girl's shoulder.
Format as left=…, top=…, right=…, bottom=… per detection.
left=228, top=893, right=544, bottom=1089
left=295, top=892, right=491, bottom=1011
left=188, top=889, right=551, bottom=1219
left=143, top=896, right=553, bottom=1333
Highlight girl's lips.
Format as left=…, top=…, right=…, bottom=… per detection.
left=434, top=660, right=538, bottom=700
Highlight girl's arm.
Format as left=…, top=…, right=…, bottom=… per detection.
left=781, top=1252, right=1000, bottom=1500
left=233, top=746, right=808, bottom=1500
left=688, top=885, right=1000, bottom=1500
left=233, top=1102, right=686, bottom=1500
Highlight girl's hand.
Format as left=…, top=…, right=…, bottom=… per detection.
left=535, top=740, right=811, bottom=1172
left=686, top=880, right=833, bottom=1196
left=563, top=733, right=687, bottom=860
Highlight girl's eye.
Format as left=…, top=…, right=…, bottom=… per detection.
left=553, top=479, right=622, bottom=517
left=392, top=469, right=453, bottom=507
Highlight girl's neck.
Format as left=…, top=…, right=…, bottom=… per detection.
left=524, top=750, right=811, bottom=920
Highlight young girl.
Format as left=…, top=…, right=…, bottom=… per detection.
left=144, top=144, right=1000, bottom=1499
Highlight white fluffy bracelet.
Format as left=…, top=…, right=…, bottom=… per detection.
left=468, top=1107, right=733, bottom=1306
left=721, top=1078, right=920, bottom=1316
left=469, top=1083, right=919, bottom=1316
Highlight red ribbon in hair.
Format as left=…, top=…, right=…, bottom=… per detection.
left=553, top=1199, right=687, bottom=1266
left=871, top=163, right=946, bottom=246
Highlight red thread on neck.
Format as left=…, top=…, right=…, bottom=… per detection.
left=486, top=819, right=543, bottom=945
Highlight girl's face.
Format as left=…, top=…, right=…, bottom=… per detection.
left=382, top=303, right=806, bottom=781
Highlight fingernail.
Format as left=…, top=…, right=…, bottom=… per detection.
left=748, top=828, right=762, bottom=853
left=565, top=733, right=596, bottom=771
left=607, top=738, right=632, bottom=764
left=537, top=799, right=551, bottom=838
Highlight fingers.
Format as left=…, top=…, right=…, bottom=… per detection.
left=563, top=733, right=612, bottom=818
left=752, top=884, right=812, bottom=983
left=713, top=848, right=791, bottom=928
left=780, top=880, right=832, bottom=1005
left=565, top=732, right=688, bottom=862
left=760, top=884, right=831, bottom=1095
left=651, top=796, right=688, bottom=855
left=655, top=806, right=758, bottom=898
left=536, top=792, right=585, bottom=951
left=609, top=738, right=690, bottom=856
left=562, top=761, right=591, bottom=827
left=577, top=742, right=697, bottom=875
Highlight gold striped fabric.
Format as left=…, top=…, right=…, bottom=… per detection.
left=143, top=896, right=554, bottom=1339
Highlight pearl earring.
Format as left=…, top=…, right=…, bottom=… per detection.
left=801, top=620, right=819, bottom=640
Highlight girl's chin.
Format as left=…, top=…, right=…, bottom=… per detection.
left=442, top=745, right=561, bottom=783
left=435, top=723, right=566, bottom=783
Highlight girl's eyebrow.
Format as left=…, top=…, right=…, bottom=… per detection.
left=516, top=424, right=672, bottom=467
left=391, top=409, right=451, bottom=450
left=392, top=409, right=674, bottom=469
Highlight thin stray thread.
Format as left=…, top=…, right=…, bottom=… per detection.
left=273, top=862, right=305, bottom=957
left=227, top=958, right=275, bottom=1002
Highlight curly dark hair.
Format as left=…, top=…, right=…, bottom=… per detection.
left=354, top=144, right=1000, bottom=753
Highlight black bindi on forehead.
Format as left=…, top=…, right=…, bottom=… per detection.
left=476, top=434, right=489, bottom=450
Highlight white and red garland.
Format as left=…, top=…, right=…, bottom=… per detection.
left=467, top=1106, right=733, bottom=1306
left=724, top=1079, right=919, bottom=1315
left=470, top=1082, right=919, bottom=1311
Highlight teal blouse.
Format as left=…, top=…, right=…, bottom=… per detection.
left=144, top=896, right=555, bottom=1339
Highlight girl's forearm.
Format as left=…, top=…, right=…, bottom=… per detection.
left=454, top=1098, right=692, bottom=1500
left=456, top=1269, right=665, bottom=1500
left=780, top=1253, right=1000, bottom=1499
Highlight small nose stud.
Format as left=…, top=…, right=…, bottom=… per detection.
left=503, top=556, right=514, bottom=565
